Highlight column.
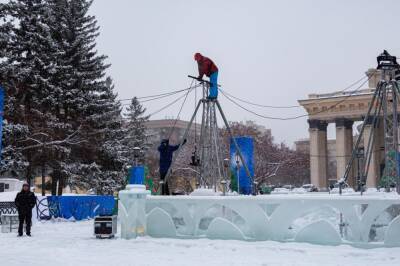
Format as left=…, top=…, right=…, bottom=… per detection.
left=363, top=116, right=382, bottom=188
left=308, top=119, right=328, bottom=189
left=119, top=184, right=150, bottom=239
left=335, top=118, right=354, bottom=186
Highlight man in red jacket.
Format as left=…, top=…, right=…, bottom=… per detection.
left=194, top=53, right=219, bottom=99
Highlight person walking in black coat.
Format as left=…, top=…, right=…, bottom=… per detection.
left=14, top=183, right=36, bottom=236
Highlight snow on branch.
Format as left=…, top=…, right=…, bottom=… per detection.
left=17, top=126, right=87, bottom=151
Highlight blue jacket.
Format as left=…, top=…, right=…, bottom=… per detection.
left=158, top=140, right=180, bottom=173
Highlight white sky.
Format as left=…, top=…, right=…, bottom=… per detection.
left=52, top=1, right=400, bottom=145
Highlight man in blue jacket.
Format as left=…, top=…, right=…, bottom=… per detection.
left=158, top=138, right=186, bottom=195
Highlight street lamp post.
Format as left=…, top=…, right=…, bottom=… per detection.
left=253, top=181, right=259, bottom=195
left=235, top=153, right=240, bottom=195
left=222, top=158, right=230, bottom=196
left=133, top=147, right=141, bottom=166
left=356, top=147, right=365, bottom=195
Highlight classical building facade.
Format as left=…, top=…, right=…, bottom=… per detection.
left=295, top=138, right=338, bottom=182
left=298, top=69, right=384, bottom=189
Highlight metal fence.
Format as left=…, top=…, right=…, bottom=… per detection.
left=0, top=202, right=17, bottom=225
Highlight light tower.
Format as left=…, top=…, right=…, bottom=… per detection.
left=342, top=51, right=400, bottom=194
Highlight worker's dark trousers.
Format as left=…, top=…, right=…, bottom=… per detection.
left=18, top=210, right=32, bottom=235
left=160, top=172, right=170, bottom=195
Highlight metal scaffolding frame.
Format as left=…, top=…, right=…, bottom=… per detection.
left=164, top=78, right=252, bottom=193
left=342, top=51, right=400, bottom=194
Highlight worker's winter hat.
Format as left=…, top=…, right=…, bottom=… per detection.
left=22, top=182, right=29, bottom=187
left=194, top=53, right=202, bottom=61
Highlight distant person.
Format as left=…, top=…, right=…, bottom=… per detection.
left=194, top=53, right=219, bottom=99
left=158, top=138, right=186, bottom=195
left=15, top=182, right=36, bottom=237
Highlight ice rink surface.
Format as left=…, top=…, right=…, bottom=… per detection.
left=1, top=220, right=400, bottom=266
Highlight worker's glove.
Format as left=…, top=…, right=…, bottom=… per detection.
left=196, top=77, right=203, bottom=82
left=183, top=139, right=187, bottom=144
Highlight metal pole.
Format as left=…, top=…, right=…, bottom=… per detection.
left=203, top=100, right=211, bottom=187
left=215, top=100, right=253, bottom=185
left=211, top=102, right=223, bottom=191
left=164, top=99, right=203, bottom=185
left=392, top=81, right=400, bottom=194
left=236, top=159, right=240, bottom=194
left=198, top=83, right=207, bottom=186
left=362, top=88, right=383, bottom=189
left=341, top=83, right=381, bottom=192
left=390, top=80, right=399, bottom=193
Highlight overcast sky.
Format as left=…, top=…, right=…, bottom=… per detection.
left=90, top=0, right=400, bottom=145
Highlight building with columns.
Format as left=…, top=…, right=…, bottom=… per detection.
left=295, top=138, right=339, bottom=183
left=298, top=69, right=384, bottom=190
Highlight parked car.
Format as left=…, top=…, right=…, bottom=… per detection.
left=330, top=183, right=355, bottom=194
left=271, top=187, right=290, bottom=194
left=259, top=185, right=272, bottom=195
left=291, top=187, right=307, bottom=194
left=283, top=185, right=294, bottom=190
left=302, top=184, right=318, bottom=192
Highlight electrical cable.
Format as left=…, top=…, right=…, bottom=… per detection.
left=220, top=76, right=371, bottom=121
left=148, top=86, right=196, bottom=118
left=121, top=85, right=202, bottom=107
left=219, top=74, right=369, bottom=109
left=119, top=87, right=194, bottom=103
left=168, top=80, right=195, bottom=138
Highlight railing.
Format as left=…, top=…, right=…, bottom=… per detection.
left=0, top=202, right=17, bottom=225
left=36, top=196, right=51, bottom=220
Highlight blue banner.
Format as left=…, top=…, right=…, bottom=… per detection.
left=47, top=196, right=115, bottom=220
left=230, top=136, right=254, bottom=195
left=0, top=86, right=4, bottom=156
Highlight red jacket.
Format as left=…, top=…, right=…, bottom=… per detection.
left=197, top=56, right=218, bottom=79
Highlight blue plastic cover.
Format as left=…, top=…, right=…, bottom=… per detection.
left=47, top=196, right=115, bottom=220
left=129, top=166, right=145, bottom=184
left=230, top=136, right=254, bottom=194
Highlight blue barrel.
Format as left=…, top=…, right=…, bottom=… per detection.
left=230, top=136, right=254, bottom=195
left=129, top=166, right=145, bottom=185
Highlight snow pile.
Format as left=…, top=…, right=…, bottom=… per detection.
left=0, top=221, right=399, bottom=266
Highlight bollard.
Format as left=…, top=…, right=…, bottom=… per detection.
left=119, top=184, right=150, bottom=239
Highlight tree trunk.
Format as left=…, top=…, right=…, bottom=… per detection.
left=41, top=162, right=46, bottom=196
left=57, top=174, right=63, bottom=196
left=51, top=173, right=58, bottom=196
left=26, top=165, right=32, bottom=187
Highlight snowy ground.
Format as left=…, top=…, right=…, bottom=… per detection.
left=1, top=221, right=400, bottom=266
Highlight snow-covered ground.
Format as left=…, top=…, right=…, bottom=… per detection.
left=1, top=220, right=400, bottom=266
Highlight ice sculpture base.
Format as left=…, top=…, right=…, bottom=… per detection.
left=119, top=192, right=400, bottom=246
